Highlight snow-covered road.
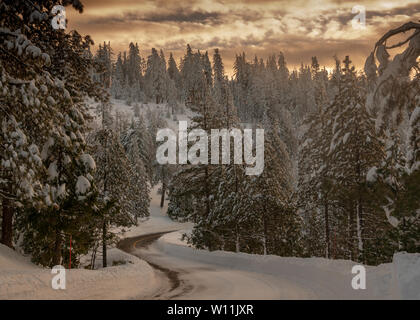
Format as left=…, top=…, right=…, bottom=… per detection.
left=119, top=187, right=396, bottom=300
left=122, top=233, right=321, bottom=299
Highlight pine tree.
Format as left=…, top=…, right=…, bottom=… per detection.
left=167, top=52, right=181, bottom=107
left=94, top=42, right=113, bottom=89
left=298, top=103, right=334, bottom=258
left=1, top=0, right=105, bottom=257
left=121, top=115, right=154, bottom=183
left=90, top=125, right=134, bottom=268
left=168, top=49, right=224, bottom=249
left=364, top=24, right=420, bottom=255
left=146, top=110, right=174, bottom=207
left=145, top=48, right=169, bottom=104
left=123, top=132, right=150, bottom=222
left=111, top=52, right=125, bottom=99
left=239, top=111, right=298, bottom=256
left=327, top=56, right=386, bottom=263
left=168, top=53, right=180, bottom=83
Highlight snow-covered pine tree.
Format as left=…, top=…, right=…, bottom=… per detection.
left=180, top=45, right=204, bottom=106
left=201, top=90, right=247, bottom=253
left=89, top=124, right=135, bottom=268
left=367, top=128, right=408, bottom=254
left=94, top=42, right=112, bottom=89
left=167, top=52, right=182, bottom=105
left=121, top=42, right=144, bottom=102
left=364, top=22, right=420, bottom=254
left=145, top=48, right=169, bottom=104
left=232, top=52, right=251, bottom=120
left=123, top=132, right=150, bottom=222
left=25, top=29, right=106, bottom=266
left=146, top=110, right=174, bottom=207
left=297, top=66, right=334, bottom=258
left=168, top=48, right=224, bottom=249
left=121, top=114, right=155, bottom=183
left=328, top=55, right=342, bottom=100
left=168, top=52, right=181, bottom=84
left=202, top=51, right=213, bottom=88
left=111, top=52, right=125, bottom=99
left=211, top=48, right=237, bottom=128
left=327, top=56, right=386, bottom=264
left=1, top=1, right=105, bottom=261
left=212, top=48, right=225, bottom=105
left=20, top=120, right=98, bottom=267
left=277, top=52, right=289, bottom=98
left=237, top=110, right=299, bottom=256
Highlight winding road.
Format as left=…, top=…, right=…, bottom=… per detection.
left=117, top=188, right=381, bottom=300
left=117, top=231, right=357, bottom=300
left=118, top=231, right=191, bottom=299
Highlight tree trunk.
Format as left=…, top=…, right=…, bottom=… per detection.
left=91, top=244, right=97, bottom=270
left=160, top=182, right=166, bottom=208
left=53, top=228, right=62, bottom=266
left=102, top=221, right=107, bottom=268
left=1, top=197, right=14, bottom=248
left=349, top=206, right=357, bottom=261
left=348, top=209, right=354, bottom=261
left=324, top=200, right=331, bottom=259
left=235, top=225, right=240, bottom=253
left=204, top=167, right=210, bottom=217
left=263, top=214, right=268, bottom=255
left=357, top=198, right=364, bottom=263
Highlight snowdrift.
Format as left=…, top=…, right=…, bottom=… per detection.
left=0, top=244, right=156, bottom=300
left=158, top=231, right=420, bottom=299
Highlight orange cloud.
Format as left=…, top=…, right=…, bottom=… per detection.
left=67, top=0, right=420, bottom=75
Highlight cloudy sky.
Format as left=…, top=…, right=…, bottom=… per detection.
left=67, top=0, right=420, bottom=75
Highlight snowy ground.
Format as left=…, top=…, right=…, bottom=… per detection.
left=0, top=243, right=157, bottom=299
left=123, top=187, right=420, bottom=300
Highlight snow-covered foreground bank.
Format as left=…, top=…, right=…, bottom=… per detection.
left=0, top=186, right=187, bottom=300
left=0, top=244, right=156, bottom=299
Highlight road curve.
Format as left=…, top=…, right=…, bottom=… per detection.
left=117, top=231, right=322, bottom=300
left=116, top=187, right=385, bottom=300
left=118, top=231, right=193, bottom=299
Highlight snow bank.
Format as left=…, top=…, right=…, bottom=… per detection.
left=392, top=252, right=420, bottom=299
left=157, top=231, right=419, bottom=299
left=0, top=244, right=156, bottom=300
left=158, top=230, right=360, bottom=276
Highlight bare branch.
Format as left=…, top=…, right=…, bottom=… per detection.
left=374, top=21, right=420, bottom=51
left=386, top=30, right=420, bottom=50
